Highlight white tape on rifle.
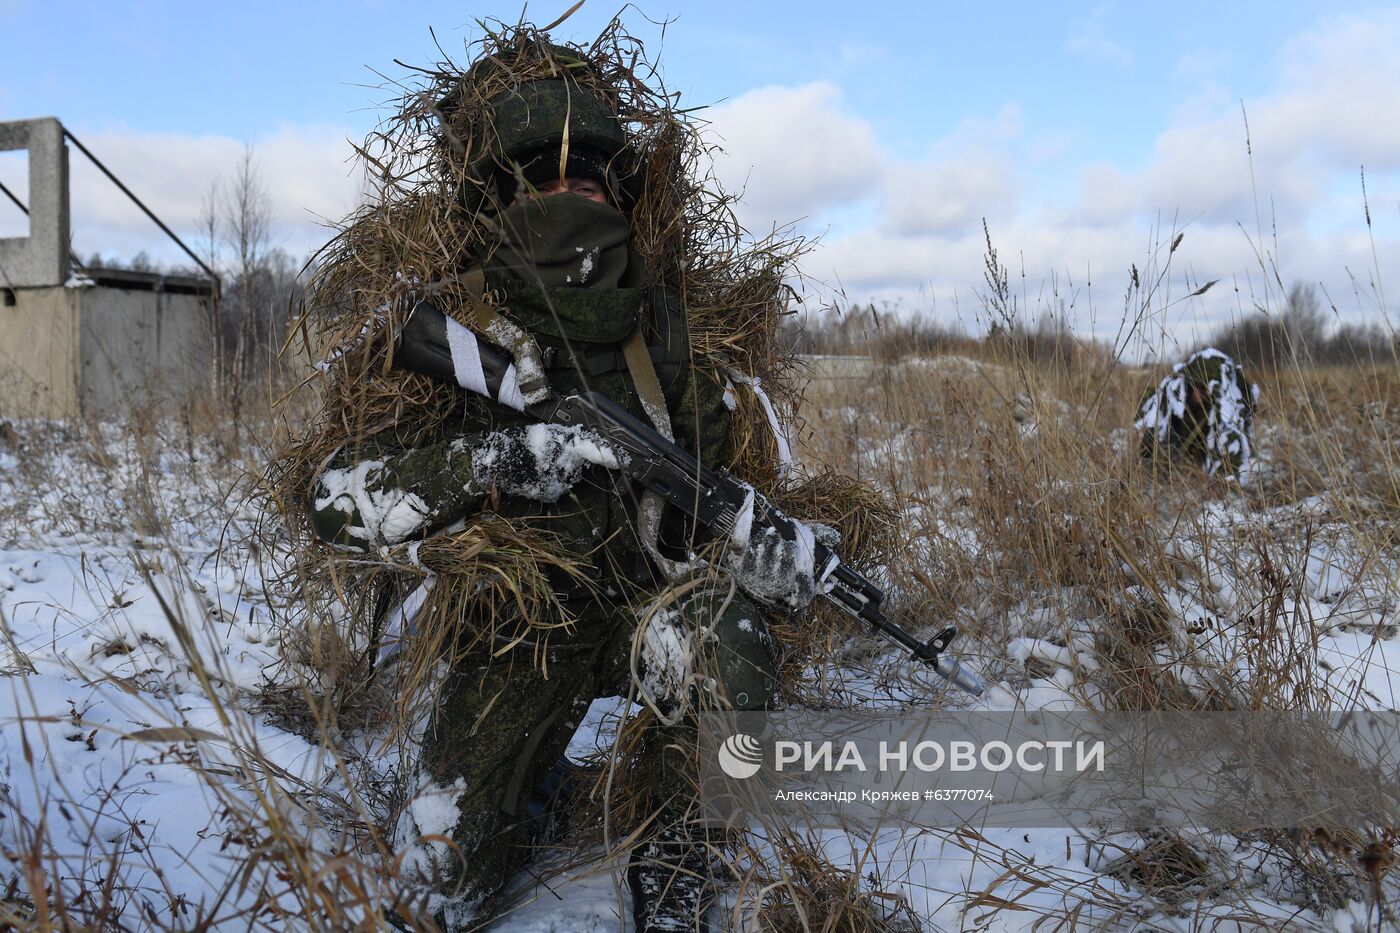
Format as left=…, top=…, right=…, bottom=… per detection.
left=498, top=362, right=526, bottom=412
left=817, top=549, right=841, bottom=593
left=444, top=314, right=488, bottom=395
left=443, top=314, right=526, bottom=412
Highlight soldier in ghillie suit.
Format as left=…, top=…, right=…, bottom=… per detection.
left=273, top=25, right=883, bottom=932
left=1135, top=347, right=1259, bottom=477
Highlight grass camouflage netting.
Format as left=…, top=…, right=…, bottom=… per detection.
left=258, top=14, right=901, bottom=894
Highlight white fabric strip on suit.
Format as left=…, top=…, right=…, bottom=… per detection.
left=728, top=371, right=793, bottom=478
left=377, top=575, right=436, bottom=665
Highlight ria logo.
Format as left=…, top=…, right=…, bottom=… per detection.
left=718, top=733, right=763, bottom=779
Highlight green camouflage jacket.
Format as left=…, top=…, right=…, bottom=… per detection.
left=308, top=233, right=731, bottom=614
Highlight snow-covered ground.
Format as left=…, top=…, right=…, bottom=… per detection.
left=0, top=396, right=1396, bottom=930
left=0, top=423, right=348, bottom=927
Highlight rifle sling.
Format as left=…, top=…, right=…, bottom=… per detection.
left=621, top=328, right=674, bottom=441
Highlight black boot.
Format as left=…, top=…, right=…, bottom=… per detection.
left=627, top=820, right=714, bottom=933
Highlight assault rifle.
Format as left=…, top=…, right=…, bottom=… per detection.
left=393, top=301, right=985, bottom=696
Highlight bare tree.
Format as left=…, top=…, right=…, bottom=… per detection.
left=221, top=144, right=272, bottom=422
left=197, top=180, right=224, bottom=392
left=226, top=145, right=270, bottom=272
left=1281, top=283, right=1326, bottom=364
left=199, top=179, right=221, bottom=281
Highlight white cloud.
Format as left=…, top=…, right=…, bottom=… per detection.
left=1173, top=50, right=1232, bottom=82
left=879, top=154, right=1016, bottom=237
left=1277, top=9, right=1400, bottom=89
left=1070, top=161, right=1137, bottom=226
left=52, top=123, right=360, bottom=266
left=705, top=82, right=883, bottom=229
left=1095, top=9, right=1400, bottom=242
left=755, top=10, right=1400, bottom=342
left=836, top=41, right=885, bottom=70
left=1103, top=12, right=1400, bottom=232
left=1259, top=15, right=1400, bottom=169
left=1138, top=115, right=1319, bottom=224
left=931, top=104, right=1025, bottom=153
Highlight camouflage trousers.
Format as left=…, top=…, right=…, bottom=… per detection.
left=395, top=583, right=776, bottom=925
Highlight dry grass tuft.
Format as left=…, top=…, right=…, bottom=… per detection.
left=752, top=836, right=923, bottom=933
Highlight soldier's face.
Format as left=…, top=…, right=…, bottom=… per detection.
left=527, top=176, right=608, bottom=204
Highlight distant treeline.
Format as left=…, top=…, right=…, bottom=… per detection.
left=1205, top=283, right=1397, bottom=368
left=781, top=283, right=1396, bottom=368
left=779, top=305, right=1107, bottom=369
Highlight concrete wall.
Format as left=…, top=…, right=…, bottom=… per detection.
left=77, top=285, right=215, bottom=417
left=0, top=286, right=80, bottom=419
left=0, top=283, right=214, bottom=419
left=0, top=118, right=69, bottom=288
left=0, top=117, right=216, bottom=420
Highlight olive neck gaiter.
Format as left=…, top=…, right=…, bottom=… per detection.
left=496, top=195, right=633, bottom=286
left=486, top=195, right=646, bottom=343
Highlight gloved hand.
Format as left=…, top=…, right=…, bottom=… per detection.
left=723, top=484, right=841, bottom=610
left=466, top=423, right=627, bottom=502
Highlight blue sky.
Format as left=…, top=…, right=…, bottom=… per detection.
left=3, top=1, right=1398, bottom=353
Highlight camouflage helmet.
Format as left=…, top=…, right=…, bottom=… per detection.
left=444, top=42, right=636, bottom=210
